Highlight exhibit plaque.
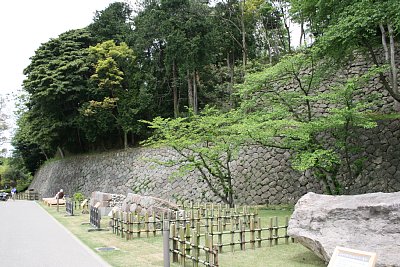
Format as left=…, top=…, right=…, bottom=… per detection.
left=328, top=246, right=377, bottom=267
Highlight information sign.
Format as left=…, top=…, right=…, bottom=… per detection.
left=328, top=246, right=377, bottom=267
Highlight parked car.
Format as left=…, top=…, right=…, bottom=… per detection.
left=0, top=191, right=8, bottom=201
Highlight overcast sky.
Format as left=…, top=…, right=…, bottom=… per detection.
left=0, top=0, right=120, bottom=153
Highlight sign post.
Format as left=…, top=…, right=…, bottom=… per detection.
left=328, top=246, right=377, bottom=267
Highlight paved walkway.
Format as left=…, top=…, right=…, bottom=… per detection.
left=0, top=200, right=111, bottom=267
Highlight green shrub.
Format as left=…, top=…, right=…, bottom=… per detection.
left=73, top=192, right=85, bottom=202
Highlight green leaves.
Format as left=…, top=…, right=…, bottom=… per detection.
left=142, top=107, right=243, bottom=205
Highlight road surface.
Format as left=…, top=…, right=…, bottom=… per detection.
left=0, top=200, right=111, bottom=267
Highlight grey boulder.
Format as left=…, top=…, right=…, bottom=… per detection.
left=288, top=192, right=400, bottom=267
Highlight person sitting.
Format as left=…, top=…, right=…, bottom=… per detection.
left=55, top=189, right=64, bottom=200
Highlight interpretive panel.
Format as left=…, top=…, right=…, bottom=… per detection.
left=328, top=246, right=377, bottom=267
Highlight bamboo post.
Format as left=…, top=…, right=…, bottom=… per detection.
left=285, top=216, right=289, bottom=245
left=163, top=220, right=170, bottom=267
left=112, top=211, right=116, bottom=234
left=137, top=213, right=141, bottom=238
left=269, top=218, right=273, bottom=247
left=242, top=206, right=246, bottom=226
left=250, top=217, right=255, bottom=250
left=231, top=217, right=235, bottom=252
left=239, top=220, right=245, bottom=251
left=153, top=211, right=157, bottom=237
left=120, top=211, right=124, bottom=238
left=185, top=225, right=191, bottom=255
left=208, top=233, right=213, bottom=265
left=175, top=211, right=180, bottom=233
left=130, top=212, right=134, bottom=240
left=274, top=216, right=279, bottom=245
left=257, top=217, right=262, bottom=248
left=196, top=221, right=200, bottom=236
left=205, top=209, right=209, bottom=233
left=145, top=213, right=150, bottom=238
left=115, top=211, right=119, bottom=236
left=223, top=209, right=227, bottom=231
left=205, top=232, right=210, bottom=262
left=171, top=223, right=178, bottom=263
left=179, top=227, right=186, bottom=266
left=195, top=230, right=200, bottom=267
left=218, top=220, right=223, bottom=253
left=192, top=230, right=198, bottom=267
left=213, top=245, right=219, bottom=267
left=126, top=212, right=130, bottom=240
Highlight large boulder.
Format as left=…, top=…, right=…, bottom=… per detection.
left=121, top=193, right=181, bottom=218
left=288, top=192, right=400, bottom=267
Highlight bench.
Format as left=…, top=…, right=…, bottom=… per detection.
left=42, top=198, right=66, bottom=206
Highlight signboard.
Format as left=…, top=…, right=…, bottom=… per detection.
left=328, top=246, right=377, bottom=267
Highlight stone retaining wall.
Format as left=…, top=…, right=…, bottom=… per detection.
left=30, top=119, right=400, bottom=205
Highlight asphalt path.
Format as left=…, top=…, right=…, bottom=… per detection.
left=0, top=200, right=111, bottom=267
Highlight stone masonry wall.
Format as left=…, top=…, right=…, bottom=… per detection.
left=30, top=146, right=325, bottom=205
left=30, top=118, right=400, bottom=205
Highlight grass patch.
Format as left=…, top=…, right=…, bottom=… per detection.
left=39, top=202, right=325, bottom=267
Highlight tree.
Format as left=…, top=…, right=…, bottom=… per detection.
left=142, top=108, right=244, bottom=206
left=235, top=52, right=378, bottom=194
left=88, top=2, right=135, bottom=45
left=82, top=40, right=149, bottom=148
left=22, top=28, right=96, bottom=155
left=0, top=96, right=8, bottom=154
left=290, top=0, right=400, bottom=107
left=134, top=0, right=224, bottom=116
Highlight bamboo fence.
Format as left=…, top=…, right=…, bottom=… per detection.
left=110, top=204, right=259, bottom=240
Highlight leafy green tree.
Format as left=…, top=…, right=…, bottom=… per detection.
left=142, top=108, right=244, bottom=206
left=88, top=2, right=135, bottom=45
left=0, top=96, right=8, bottom=154
left=22, top=28, right=96, bottom=155
left=235, top=52, right=379, bottom=194
left=134, top=0, right=222, bottom=116
left=83, top=40, right=148, bottom=148
left=290, top=0, right=400, bottom=105
left=0, top=157, right=32, bottom=192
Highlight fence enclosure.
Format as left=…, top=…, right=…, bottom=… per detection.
left=110, top=204, right=291, bottom=267
left=16, top=192, right=39, bottom=200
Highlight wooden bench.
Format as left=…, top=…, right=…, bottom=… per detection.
left=42, top=198, right=66, bottom=206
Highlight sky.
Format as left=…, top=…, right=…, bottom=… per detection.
left=0, top=0, right=121, bottom=153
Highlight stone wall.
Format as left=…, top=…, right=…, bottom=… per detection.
left=30, top=118, right=400, bottom=205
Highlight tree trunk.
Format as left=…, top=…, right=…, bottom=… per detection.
left=362, top=38, right=400, bottom=102
left=41, top=149, right=49, bottom=160
left=131, top=132, right=135, bottom=146
left=193, top=70, right=198, bottom=114
left=240, top=0, right=247, bottom=69
left=282, top=10, right=291, bottom=53
left=379, top=24, right=389, bottom=62
left=57, top=146, right=64, bottom=159
left=123, top=130, right=128, bottom=149
left=172, top=60, right=179, bottom=118
left=388, top=24, right=399, bottom=110
left=187, top=69, right=193, bottom=110
left=300, top=20, right=305, bottom=46
left=227, top=52, right=235, bottom=106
